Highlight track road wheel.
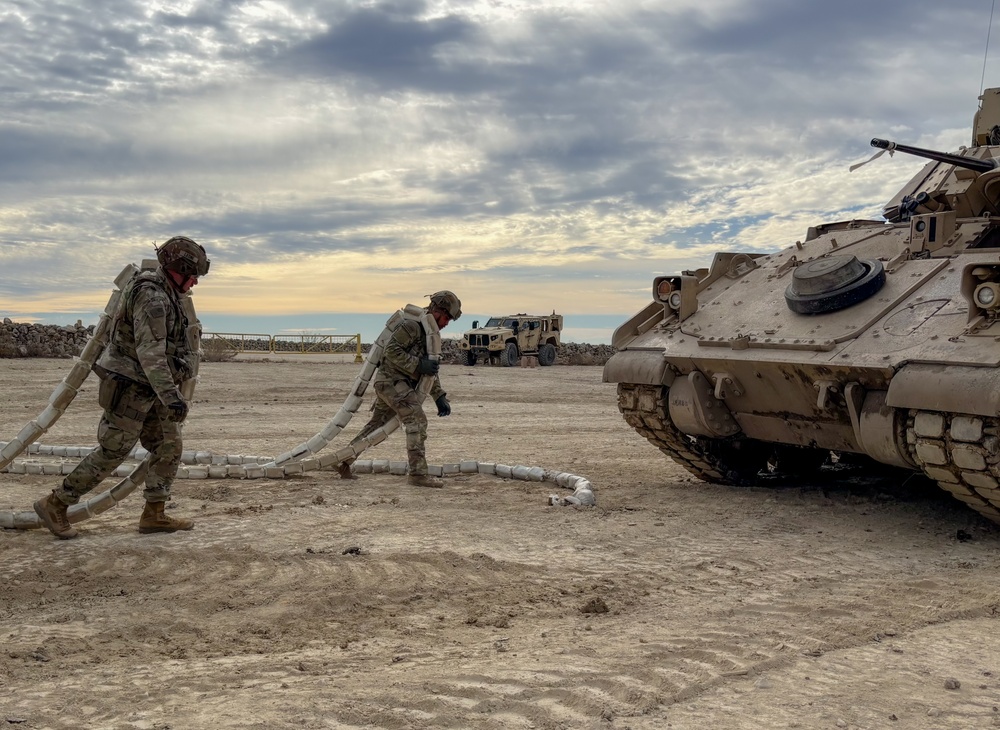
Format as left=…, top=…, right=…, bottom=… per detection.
left=616, top=382, right=771, bottom=486
left=768, top=445, right=830, bottom=476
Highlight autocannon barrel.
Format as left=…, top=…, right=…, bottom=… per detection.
left=870, top=138, right=998, bottom=174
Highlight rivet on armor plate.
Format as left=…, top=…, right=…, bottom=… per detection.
left=913, top=412, right=945, bottom=438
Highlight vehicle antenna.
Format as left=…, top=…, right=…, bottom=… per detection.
left=981, top=0, right=997, bottom=99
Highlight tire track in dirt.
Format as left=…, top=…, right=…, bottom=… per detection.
left=3, top=536, right=997, bottom=728
left=4, top=362, right=1000, bottom=729
left=9, top=493, right=997, bottom=728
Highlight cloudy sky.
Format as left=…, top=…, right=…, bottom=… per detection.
left=2, top=0, right=999, bottom=343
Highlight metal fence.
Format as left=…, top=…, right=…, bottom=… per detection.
left=204, top=332, right=363, bottom=362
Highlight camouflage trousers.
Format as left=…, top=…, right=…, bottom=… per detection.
left=347, top=379, right=429, bottom=476
left=54, top=375, right=182, bottom=506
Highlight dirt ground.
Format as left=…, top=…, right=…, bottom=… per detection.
left=2, top=357, right=1000, bottom=730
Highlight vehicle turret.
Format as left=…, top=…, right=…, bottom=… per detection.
left=603, top=87, right=1000, bottom=526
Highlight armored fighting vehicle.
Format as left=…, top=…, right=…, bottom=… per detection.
left=604, top=88, right=1000, bottom=524
left=459, top=312, right=563, bottom=366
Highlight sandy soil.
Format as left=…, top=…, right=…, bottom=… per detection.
left=2, top=357, right=1000, bottom=730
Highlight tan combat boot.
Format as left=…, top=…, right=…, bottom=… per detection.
left=407, top=474, right=444, bottom=488
left=139, top=501, right=194, bottom=534
left=337, top=462, right=358, bottom=480
left=33, top=492, right=78, bottom=540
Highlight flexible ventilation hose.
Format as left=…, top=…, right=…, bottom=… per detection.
left=0, top=267, right=596, bottom=530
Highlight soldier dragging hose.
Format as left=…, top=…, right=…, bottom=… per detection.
left=337, top=291, right=462, bottom=488
left=33, top=237, right=210, bottom=539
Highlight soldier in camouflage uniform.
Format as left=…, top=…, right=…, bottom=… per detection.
left=338, top=291, right=462, bottom=488
left=33, top=237, right=210, bottom=539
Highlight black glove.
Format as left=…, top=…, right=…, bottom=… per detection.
left=171, top=355, right=194, bottom=381
left=165, top=396, right=189, bottom=423
left=436, top=394, right=451, bottom=417
left=417, top=358, right=440, bottom=376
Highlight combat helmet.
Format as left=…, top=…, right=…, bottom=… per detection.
left=156, top=236, right=210, bottom=277
left=429, top=290, right=462, bottom=320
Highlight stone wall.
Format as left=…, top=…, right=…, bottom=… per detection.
left=208, top=338, right=616, bottom=364
left=438, top=339, right=615, bottom=365
left=0, top=318, right=95, bottom=358
left=0, top=318, right=617, bottom=365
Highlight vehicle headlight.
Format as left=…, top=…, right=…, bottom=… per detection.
left=668, top=290, right=683, bottom=310
left=656, top=279, right=674, bottom=302
left=975, top=282, right=1000, bottom=309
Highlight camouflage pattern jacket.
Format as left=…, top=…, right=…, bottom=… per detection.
left=376, top=315, right=445, bottom=401
left=97, top=268, right=193, bottom=405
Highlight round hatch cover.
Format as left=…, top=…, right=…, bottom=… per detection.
left=785, top=255, right=886, bottom=314
left=790, top=256, right=867, bottom=295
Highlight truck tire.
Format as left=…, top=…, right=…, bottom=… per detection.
left=464, top=351, right=477, bottom=366
left=501, top=342, right=519, bottom=367
left=538, top=343, right=557, bottom=366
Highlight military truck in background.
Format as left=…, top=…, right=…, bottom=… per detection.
left=460, top=312, right=563, bottom=366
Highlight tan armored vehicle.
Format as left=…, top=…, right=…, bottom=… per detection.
left=459, top=312, right=563, bottom=366
left=604, top=88, right=1000, bottom=525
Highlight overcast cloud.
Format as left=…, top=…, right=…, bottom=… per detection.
left=2, top=0, right=999, bottom=342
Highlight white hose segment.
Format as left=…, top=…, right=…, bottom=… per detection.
left=1, top=295, right=596, bottom=530
left=0, top=262, right=138, bottom=472
left=262, top=306, right=440, bottom=471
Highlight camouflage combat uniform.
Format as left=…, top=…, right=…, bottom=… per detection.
left=54, top=268, right=195, bottom=506
left=347, top=315, right=445, bottom=477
